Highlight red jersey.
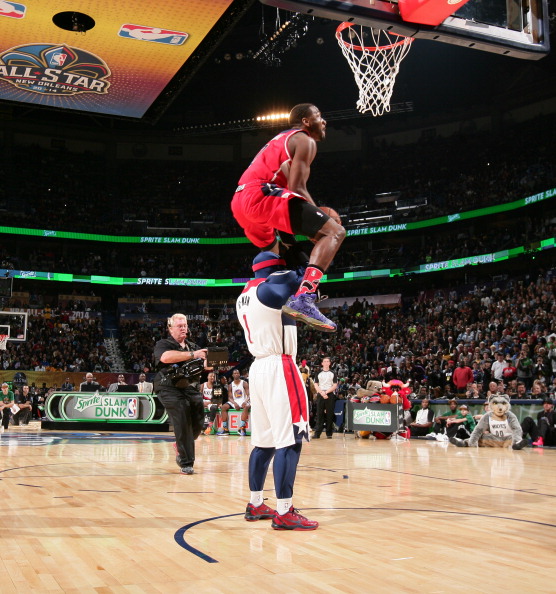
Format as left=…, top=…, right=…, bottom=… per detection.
left=237, top=128, right=308, bottom=188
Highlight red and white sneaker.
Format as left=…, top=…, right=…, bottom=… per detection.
left=271, top=506, right=318, bottom=531
left=244, top=502, right=276, bottom=522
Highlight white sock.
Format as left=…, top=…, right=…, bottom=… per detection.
left=276, top=498, right=292, bottom=515
left=249, top=491, right=264, bottom=507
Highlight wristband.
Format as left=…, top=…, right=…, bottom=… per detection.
left=189, top=351, right=194, bottom=359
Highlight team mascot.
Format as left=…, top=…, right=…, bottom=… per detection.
left=352, top=380, right=382, bottom=404
left=382, top=380, right=412, bottom=412
left=450, top=394, right=527, bottom=450
left=383, top=380, right=413, bottom=437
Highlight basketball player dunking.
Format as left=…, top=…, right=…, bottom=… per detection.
left=236, top=251, right=318, bottom=530
left=232, top=103, right=345, bottom=332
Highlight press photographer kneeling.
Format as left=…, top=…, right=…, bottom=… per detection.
left=154, top=313, right=209, bottom=475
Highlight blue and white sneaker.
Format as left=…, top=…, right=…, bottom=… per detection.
left=282, top=293, right=336, bottom=332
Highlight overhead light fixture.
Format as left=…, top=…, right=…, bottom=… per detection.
left=252, top=13, right=312, bottom=67
left=174, top=105, right=413, bottom=135
left=256, top=112, right=289, bottom=121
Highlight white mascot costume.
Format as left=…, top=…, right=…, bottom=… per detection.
left=450, top=394, right=528, bottom=450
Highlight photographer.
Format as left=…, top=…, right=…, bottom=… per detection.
left=154, top=313, right=208, bottom=475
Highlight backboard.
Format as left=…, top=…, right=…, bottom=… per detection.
left=261, top=0, right=550, bottom=59
left=0, top=311, right=27, bottom=342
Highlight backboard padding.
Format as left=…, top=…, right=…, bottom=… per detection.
left=261, top=0, right=550, bottom=59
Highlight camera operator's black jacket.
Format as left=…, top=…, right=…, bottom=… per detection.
left=153, top=336, right=202, bottom=394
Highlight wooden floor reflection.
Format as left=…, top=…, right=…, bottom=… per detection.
left=1, top=423, right=554, bottom=593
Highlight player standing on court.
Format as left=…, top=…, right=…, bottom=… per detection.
left=232, top=103, right=345, bottom=332
left=237, top=251, right=318, bottom=530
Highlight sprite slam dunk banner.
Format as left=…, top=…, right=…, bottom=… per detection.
left=346, top=402, right=404, bottom=432
left=46, top=392, right=168, bottom=423
left=72, top=394, right=139, bottom=420
left=0, top=236, right=553, bottom=287
left=353, top=407, right=393, bottom=427
left=0, top=186, right=552, bottom=245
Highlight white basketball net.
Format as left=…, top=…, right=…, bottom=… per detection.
left=0, top=335, right=8, bottom=351
left=336, top=23, right=413, bottom=117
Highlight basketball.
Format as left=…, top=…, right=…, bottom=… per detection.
left=319, top=206, right=342, bottom=225
left=379, top=393, right=391, bottom=405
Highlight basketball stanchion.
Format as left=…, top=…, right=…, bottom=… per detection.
left=390, top=402, right=408, bottom=442
left=336, top=22, right=413, bottom=116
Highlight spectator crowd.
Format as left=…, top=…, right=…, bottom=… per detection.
left=0, top=268, right=553, bottom=407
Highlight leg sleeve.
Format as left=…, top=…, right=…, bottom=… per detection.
left=249, top=446, right=275, bottom=492
left=273, top=443, right=302, bottom=499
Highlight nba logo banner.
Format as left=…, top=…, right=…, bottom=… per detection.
left=0, top=1, right=26, bottom=19
left=118, top=24, right=188, bottom=46
left=127, top=398, right=138, bottom=419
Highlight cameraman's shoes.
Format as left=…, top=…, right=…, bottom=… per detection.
left=271, top=506, right=318, bottom=530
left=244, top=502, right=275, bottom=521
left=282, top=293, right=336, bottom=332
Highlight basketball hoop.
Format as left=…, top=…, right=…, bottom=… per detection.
left=0, top=335, right=8, bottom=351
left=336, top=22, right=413, bottom=117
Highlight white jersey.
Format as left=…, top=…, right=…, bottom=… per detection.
left=201, top=382, right=213, bottom=405
left=488, top=417, right=512, bottom=438
left=235, top=274, right=309, bottom=447
left=229, top=380, right=248, bottom=407
left=415, top=408, right=432, bottom=425
left=236, top=278, right=297, bottom=359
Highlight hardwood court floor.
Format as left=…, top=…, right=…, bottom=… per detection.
left=0, top=424, right=554, bottom=594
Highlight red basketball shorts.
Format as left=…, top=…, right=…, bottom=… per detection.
left=231, top=182, right=304, bottom=248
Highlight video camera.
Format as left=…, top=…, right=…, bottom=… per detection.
left=159, top=359, right=205, bottom=388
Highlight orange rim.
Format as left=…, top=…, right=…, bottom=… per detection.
left=336, top=21, right=413, bottom=52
